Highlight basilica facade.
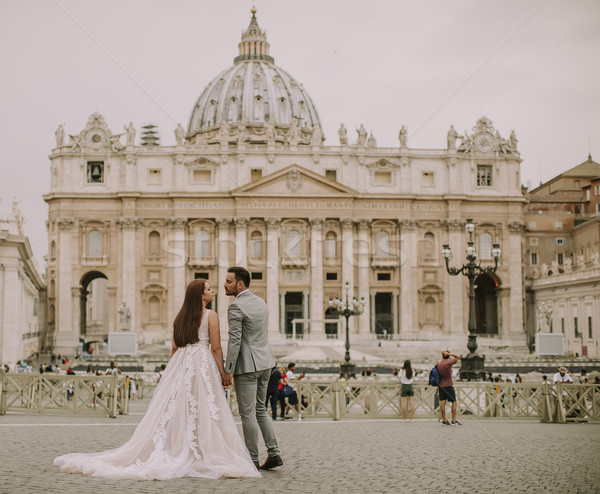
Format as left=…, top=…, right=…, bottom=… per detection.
left=44, top=11, right=526, bottom=355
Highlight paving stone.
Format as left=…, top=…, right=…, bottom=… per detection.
left=0, top=398, right=599, bottom=493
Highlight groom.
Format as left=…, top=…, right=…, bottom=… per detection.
left=223, top=266, right=283, bottom=470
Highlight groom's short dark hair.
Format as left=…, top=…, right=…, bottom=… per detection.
left=228, top=266, right=251, bottom=288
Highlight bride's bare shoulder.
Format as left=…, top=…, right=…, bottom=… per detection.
left=207, top=309, right=219, bottom=325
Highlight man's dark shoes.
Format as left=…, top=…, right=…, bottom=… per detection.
left=441, top=420, right=451, bottom=426
left=259, top=455, right=283, bottom=470
left=253, top=460, right=260, bottom=469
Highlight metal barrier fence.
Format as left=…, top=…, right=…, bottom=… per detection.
left=0, top=373, right=129, bottom=417
left=1, top=374, right=598, bottom=423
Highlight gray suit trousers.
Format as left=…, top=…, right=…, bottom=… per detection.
left=233, top=369, right=280, bottom=461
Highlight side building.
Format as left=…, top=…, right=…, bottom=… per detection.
left=0, top=201, right=45, bottom=365
left=44, top=10, right=527, bottom=356
left=524, top=155, right=600, bottom=356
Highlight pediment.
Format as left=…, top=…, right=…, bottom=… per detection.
left=184, top=157, right=220, bottom=168
left=232, top=165, right=357, bottom=197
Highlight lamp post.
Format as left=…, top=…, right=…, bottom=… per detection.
left=329, top=281, right=365, bottom=377
left=441, top=218, right=501, bottom=381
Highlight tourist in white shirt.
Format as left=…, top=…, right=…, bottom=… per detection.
left=553, top=366, right=573, bottom=396
left=400, top=360, right=415, bottom=421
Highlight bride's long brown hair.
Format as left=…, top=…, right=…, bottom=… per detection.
left=173, top=279, right=206, bottom=348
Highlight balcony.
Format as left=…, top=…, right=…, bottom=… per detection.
left=188, top=255, right=216, bottom=268
left=280, top=255, right=309, bottom=268
left=371, top=256, right=399, bottom=269
left=81, top=256, right=109, bottom=267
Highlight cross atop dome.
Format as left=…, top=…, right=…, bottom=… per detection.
left=234, top=7, right=274, bottom=64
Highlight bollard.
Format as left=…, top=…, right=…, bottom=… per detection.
left=0, top=373, right=5, bottom=415
left=332, top=380, right=341, bottom=421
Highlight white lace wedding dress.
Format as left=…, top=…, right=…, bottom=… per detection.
left=54, top=310, right=260, bottom=479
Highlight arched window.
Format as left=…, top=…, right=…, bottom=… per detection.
left=376, top=231, right=390, bottom=257
left=249, top=231, right=263, bottom=259
left=149, top=296, right=160, bottom=322
left=88, top=230, right=102, bottom=257
left=49, top=304, right=55, bottom=324
left=286, top=230, right=301, bottom=257
left=479, top=232, right=493, bottom=259
left=50, top=241, right=56, bottom=259
left=194, top=230, right=210, bottom=257
left=325, top=231, right=337, bottom=259
left=149, top=231, right=161, bottom=257
left=423, top=232, right=435, bottom=262
left=49, top=279, right=55, bottom=298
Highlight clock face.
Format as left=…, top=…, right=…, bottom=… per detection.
left=475, top=133, right=494, bottom=153
left=86, top=130, right=106, bottom=147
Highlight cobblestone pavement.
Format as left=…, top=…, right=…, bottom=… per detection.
left=1, top=398, right=599, bottom=494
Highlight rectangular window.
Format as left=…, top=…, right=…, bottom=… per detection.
left=561, top=317, right=565, bottom=334
left=596, top=204, right=600, bottom=213
left=250, top=169, right=263, bottom=182
left=556, top=238, right=564, bottom=245
left=595, top=185, right=600, bottom=195
left=476, top=165, right=493, bottom=187
left=555, top=221, right=563, bottom=229
left=531, top=253, right=538, bottom=265
left=422, top=171, right=434, bottom=187
left=574, top=317, right=579, bottom=338
left=325, top=170, right=337, bottom=181
left=326, top=272, right=338, bottom=281
left=557, top=253, right=564, bottom=264
left=194, top=272, right=209, bottom=280
left=87, top=161, right=104, bottom=183
left=589, top=317, right=593, bottom=339
left=33, top=298, right=39, bottom=317
left=373, top=171, right=392, bottom=185
left=529, top=221, right=537, bottom=229
left=530, top=238, right=538, bottom=246
left=251, top=272, right=263, bottom=280
left=147, top=169, right=161, bottom=185
left=377, top=272, right=391, bottom=281
left=193, top=169, right=212, bottom=183
left=585, top=190, right=590, bottom=201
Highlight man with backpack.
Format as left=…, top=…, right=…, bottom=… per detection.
left=438, top=350, right=462, bottom=426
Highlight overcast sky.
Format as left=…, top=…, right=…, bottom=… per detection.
left=1, top=0, right=599, bottom=267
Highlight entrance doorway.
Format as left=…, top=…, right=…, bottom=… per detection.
left=374, top=292, right=393, bottom=338
left=284, top=292, right=304, bottom=338
left=475, top=274, right=499, bottom=334
left=80, top=271, right=109, bottom=346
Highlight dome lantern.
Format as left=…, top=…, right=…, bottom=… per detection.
left=234, top=8, right=274, bottom=64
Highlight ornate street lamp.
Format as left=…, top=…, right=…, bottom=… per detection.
left=441, top=218, right=502, bottom=381
left=329, top=281, right=365, bottom=377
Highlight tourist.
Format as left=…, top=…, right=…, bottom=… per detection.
left=284, top=362, right=303, bottom=421
left=266, top=365, right=283, bottom=420
left=157, top=364, right=166, bottom=383
left=400, top=359, right=415, bottom=421
left=438, top=350, right=462, bottom=426
left=105, top=361, right=121, bottom=376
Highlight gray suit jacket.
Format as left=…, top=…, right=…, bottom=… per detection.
left=225, top=290, right=275, bottom=375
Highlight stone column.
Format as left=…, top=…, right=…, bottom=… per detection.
left=55, top=218, right=75, bottom=353
left=443, top=219, right=467, bottom=335
left=507, top=221, right=526, bottom=346
left=357, top=219, right=371, bottom=336
left=234, top=218, right=249, bottom=267
left=266, top=218, right=281, bottom=336
left=117, top=217, right=141, bottom=331
left=399, top=220, right=417, bottom=336
left=341, top=218, right=356, bottom=332
left=303, top=291, right=310, bottom=338
left=217, top=218, right=233, bottom=330
left=309, top=218, right=324, bottom=338
left=166, top=217, right=187, bottom=332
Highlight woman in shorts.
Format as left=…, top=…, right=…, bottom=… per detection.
left=400, top=360, right=415, bottom=421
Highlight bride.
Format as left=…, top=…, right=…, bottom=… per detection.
left=54, top=279, right=260, bottom=479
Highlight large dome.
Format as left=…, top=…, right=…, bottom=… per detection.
left=187, top=9, right=323, bottom=146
